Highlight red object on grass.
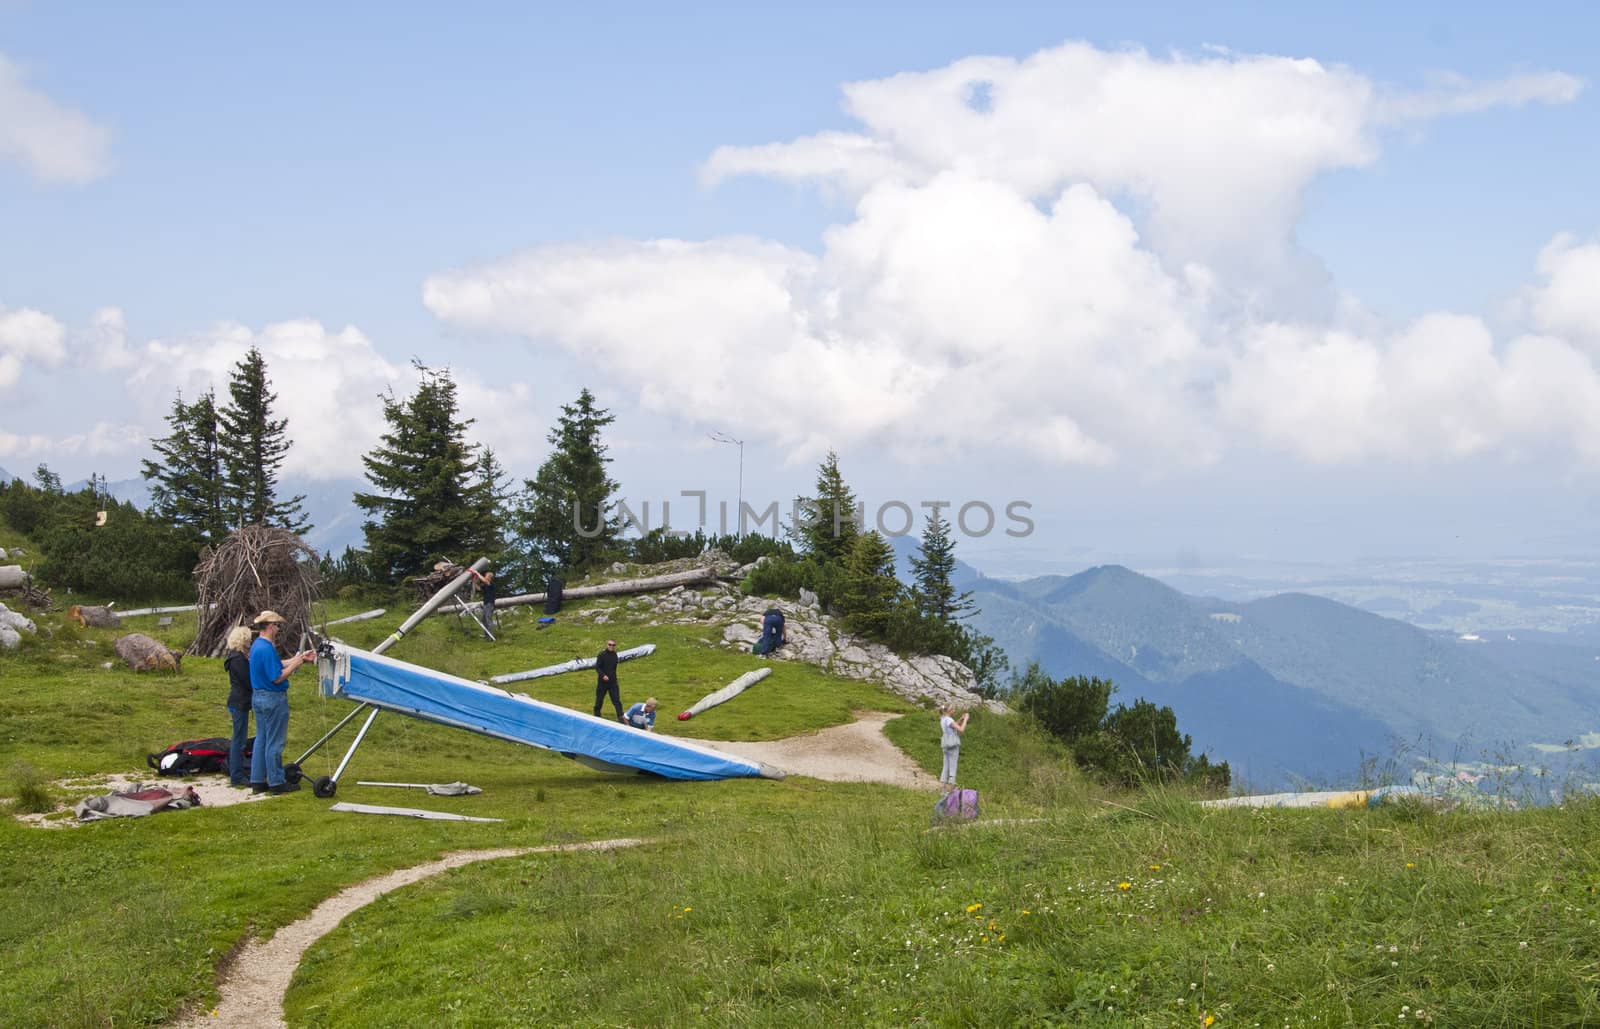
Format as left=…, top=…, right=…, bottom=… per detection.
left=677, top=711, right=692, bottom=720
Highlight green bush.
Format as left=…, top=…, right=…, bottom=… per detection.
left=9, top=763, right=53, bottom=815
left=741, top=555, right=822, bottom=599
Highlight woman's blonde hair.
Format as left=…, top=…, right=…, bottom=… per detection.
left=225, top=625, right=253, bottom=654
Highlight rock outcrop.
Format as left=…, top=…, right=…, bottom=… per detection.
left=593, top=573, right=1003, bottom=712
left=0, top=600, right=36, bottom=650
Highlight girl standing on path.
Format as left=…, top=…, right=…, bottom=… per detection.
left=940, top=705, right=969, bottom=785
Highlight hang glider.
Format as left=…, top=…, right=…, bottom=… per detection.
left=284, top=558, right=781, bottom=798
left=315, top=642, right=782, bottom=787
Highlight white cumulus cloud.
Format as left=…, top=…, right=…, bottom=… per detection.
left=0, top=304, right=67, bottom=390
left=0, top=53, right=112, bottom=184
left=427, top=41, right=1597, bottom=470
left=132, top=318, right=535, bottom=481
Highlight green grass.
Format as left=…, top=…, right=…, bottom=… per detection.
left=4, top=594, right=1600, bottom=1027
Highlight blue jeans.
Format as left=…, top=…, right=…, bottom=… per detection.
left=227, top=703, right=251, bottom=785
left=250, top=691, right=290, bottom=787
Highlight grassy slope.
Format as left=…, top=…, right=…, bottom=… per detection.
left=1, top=588, right=1599, bottom=1027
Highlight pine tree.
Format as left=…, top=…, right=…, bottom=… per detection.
left=143, top=389, right=228, bottom=547
left=217, top=347, right=310, bottom=533
left=354, top=363, right=495, bottom=583
left=909, top=510, right=973, bottom=624
left=33, top=463, right=63, bottom=494
left=797, top=450, right=860, bottom=564
left=839, top=530, right=900, bottom=638
left=513, top=388, right=619, bottom=577
left=473, top=444, right=512, bottom=559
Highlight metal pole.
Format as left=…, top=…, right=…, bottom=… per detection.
left=709, top=432, right=744, bottom=535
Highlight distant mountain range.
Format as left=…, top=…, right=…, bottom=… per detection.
left=951, top=558, right=1600, bottom=791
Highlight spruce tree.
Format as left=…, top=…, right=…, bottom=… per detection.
left=473, top=444, right=512, bottom=559
left=217, top=347, right=310, bottom=533
left=354, top=363, right=496, bottom=583
left=838, top=530, right=900, bottom=638
left=514, top=388, right=619, bottom=577
left=797, top=450, right=860, bottom=564
left=143, top=389, right=228, bottom=547
left=909, top=510, right=973, bottom=624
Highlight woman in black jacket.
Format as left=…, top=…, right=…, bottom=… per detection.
left=222, top=626, right=254, bottom=787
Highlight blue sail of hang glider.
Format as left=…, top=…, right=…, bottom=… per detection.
left=318, top=643, right=782, bottom=782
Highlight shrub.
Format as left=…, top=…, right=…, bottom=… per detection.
left=1014, top=665, right=1113, bottom=744
left=9, top=763, right=54, bottom=815
left=742, top=555, right=821, bottom=600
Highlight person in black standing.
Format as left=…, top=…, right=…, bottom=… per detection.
left=594, top=639, right=624, bottom=722
left=222, top=625, right=254, bottom=787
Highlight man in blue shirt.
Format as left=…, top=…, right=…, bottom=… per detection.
left=248, top=610, right=317, bottom=794
left=624, top=697, right=658, bottom=731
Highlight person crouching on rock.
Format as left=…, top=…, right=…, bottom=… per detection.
left=248, top=610, right=317, bottom=795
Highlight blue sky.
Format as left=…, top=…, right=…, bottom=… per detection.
left=3, top=2, right=1599, bottom=572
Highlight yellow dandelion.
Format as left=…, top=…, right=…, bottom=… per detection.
left=980, top=935, right=989, bottom=943
left=1204, top=1015, right=1215, bottom=1026
left=683, top=906, right=692, bottom=912
left=1150, top=864, right=1162, bottom=871
left=1117, top=882, right=1132, bottom=890
left=1021, top=909, right=1031, bottom=916
left=1405, top=862, right=1415, bottom=868
left=997, top=934, right=1005, bottom=942
left=966, top=902, right=983, bottom=913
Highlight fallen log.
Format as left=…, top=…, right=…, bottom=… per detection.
left=322, top=608, right=387, bottom=627
left=472, top=567, right=721, bottom=616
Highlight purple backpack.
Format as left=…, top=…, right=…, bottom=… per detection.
left=933, top=788, right=979, bottom=822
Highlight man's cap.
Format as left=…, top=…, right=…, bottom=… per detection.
left=254, top=610, right=287, bottom=625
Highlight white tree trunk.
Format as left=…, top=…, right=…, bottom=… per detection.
left=466, top=566, right=723, bottom=614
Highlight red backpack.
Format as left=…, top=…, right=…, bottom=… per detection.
left=146, top=737, right=251, bottom=776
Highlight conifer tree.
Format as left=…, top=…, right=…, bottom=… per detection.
left=143, top=389, right=228, bottom=547
left=473, top=444, right=512, bottom=559
left=217, top=347, right=309, bottom=533
left=839, top=530, right=900, bottom=637
left=513, top=388, right=619, bottom=577
left=909, top=510, right=973, bottom=624
left=355, top=363, right=496, bottom=583
left=797, top=450, right=860, bottom=564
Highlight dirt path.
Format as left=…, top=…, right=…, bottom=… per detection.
left=170, top=712, right=933, bottom=1026
left=685, top=710, right=942, bottom=791
left=175, top=839, right=646, bottom=1029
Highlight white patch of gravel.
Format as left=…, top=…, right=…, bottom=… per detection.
left=684, top=710, right=943, bottom=791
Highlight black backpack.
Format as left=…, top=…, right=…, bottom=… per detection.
left=146, top=736, right=252, bottom=776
